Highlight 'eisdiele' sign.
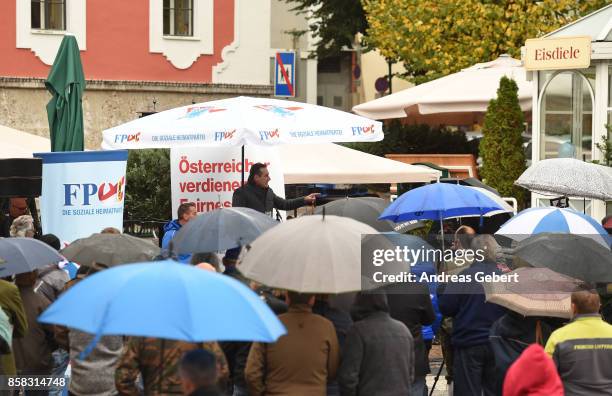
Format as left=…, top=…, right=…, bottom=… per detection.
left=524, top=36, right=591, bottom=71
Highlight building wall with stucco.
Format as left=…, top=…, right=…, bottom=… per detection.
left=0, top=0, right=280, bottom=148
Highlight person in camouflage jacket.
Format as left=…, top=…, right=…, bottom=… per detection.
left=115, top=337, right=229, bottom=395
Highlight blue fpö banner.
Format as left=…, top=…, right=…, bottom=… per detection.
left=34, top=150, right=128, bottom=244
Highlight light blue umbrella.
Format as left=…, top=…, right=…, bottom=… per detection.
left=39, top=260, right=286, bottom=343
left=379, top=182, right=505, bottom=223
left=0, top=238, right=63, bottom=277
left=172, top=207, right=278, bottom=254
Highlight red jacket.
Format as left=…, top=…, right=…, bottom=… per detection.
left=503, top=344, right=563, bottom=396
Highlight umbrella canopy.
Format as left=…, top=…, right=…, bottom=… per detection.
left=314, top=197, right=395, bottom=232
left=515, top=158, right=612, bottom=201
left=459, top=187, right=515, bottom=217
left=483, top=267, right=579, bottom=319
left=102, top=96, right=383, bottom=149
left=240, top=215, right=394, bottom=293
left=379, top=183, right=505, bottom=223
left=0, top=238, right=63, bottom=277
left=353, top=55, right=531, bottom=120
left=173, top=207, right=278, bottom=254
left=496, top=207, right=611, bottom=248
left=0, top=125, right=51, bottom=158
left=39, top=260, right=285, bottom=342
left=60, top=233, right=159, bottom=268
left=440, top=177, right=501, bottom=195
left=45, top=35, right=85, bottom=152
left=514, top=233, right=612, bottom=283
left=279, top=143, right=440, bottom=184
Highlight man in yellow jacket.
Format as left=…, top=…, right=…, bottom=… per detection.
left=545, top=284, right=612, bottom=396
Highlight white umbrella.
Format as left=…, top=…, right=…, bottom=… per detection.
left=102, top=96, right=383, bottom=149
left=0, top=125, right=50, bottom=158
left=515, top=158, right=612, bottom=201
left=239, top=215, right=394, bottom=293
left=352, top=55, right=531, bottom=120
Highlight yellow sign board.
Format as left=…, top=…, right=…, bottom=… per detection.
left=524, top=36, right=591, bottom=71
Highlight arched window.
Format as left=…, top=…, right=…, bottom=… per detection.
left=539, top=70, right=595, bottom=161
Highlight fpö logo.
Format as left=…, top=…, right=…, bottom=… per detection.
left=181, top=106, right=226, bottom=119
left=254, top=105, right=303, bottom=117
left=214, top=129, right=237, bottom=142
left=259, top=129, right=280, bottom=141
left=351, top=124, right=376, bottom=136
left=114, top=132, right=141, bottom=144
left=64, top=177, right=125, bottom=206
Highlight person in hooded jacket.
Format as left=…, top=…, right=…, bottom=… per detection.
left=489, top=311, right=561, bottom=394
left=161, top=202, right=197, bottom=263
left=503, top=344, right=563, bottom=396
left=338, top=292, right=415, bottom=396
left=385, top=275, right=435, bottom=396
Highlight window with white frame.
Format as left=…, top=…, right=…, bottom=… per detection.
left=31, top=0, right=66, bottom=30
left=163, top=0, right=194, bottom=37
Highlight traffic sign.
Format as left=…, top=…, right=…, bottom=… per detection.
left=274, top=51, right=296, bottom=97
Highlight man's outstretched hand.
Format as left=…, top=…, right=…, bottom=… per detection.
left=304, top=193, right=320, bottom=205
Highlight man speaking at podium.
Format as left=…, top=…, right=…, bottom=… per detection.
left=232, top=163, right=318, bottom=217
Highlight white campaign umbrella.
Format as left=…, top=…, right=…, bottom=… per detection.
left=352, top=55, right=531, bottom=120
left=103, top=96, right=383, bottom=149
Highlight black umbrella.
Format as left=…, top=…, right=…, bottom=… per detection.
left=514, top=233, right=612, bottom=283
left=314, top=197, right=395, bottom=232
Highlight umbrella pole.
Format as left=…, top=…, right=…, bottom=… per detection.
left=241, top=145, right=245, bottom=186
left=429, top=356, right=445, bottom=396
left=440, top=218, right=445, bottom=252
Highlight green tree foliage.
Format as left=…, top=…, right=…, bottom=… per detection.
left=480, top=77, right=526, bottom=205
left=125, top=149, right=171, bottom=221
left=595, top=126, right=612, bottom=166
left=351, top=120, right=479, bottom=157
left=284, top=0, right=368, bottom=58
left=362, top=0, right=608, bottom=83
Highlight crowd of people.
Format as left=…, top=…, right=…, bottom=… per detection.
left=0, top=163, right=612, bottom=396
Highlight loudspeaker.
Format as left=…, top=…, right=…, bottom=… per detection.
left=0, top=158, right=43, bottom=197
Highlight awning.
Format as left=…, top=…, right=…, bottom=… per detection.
left=0, top=125, right=50, bottom=158
left=279, top=143, right=440, bottom=184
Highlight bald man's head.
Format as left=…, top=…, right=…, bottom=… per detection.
left=571, top=284, right=600, bottom=316
left=454, top=225, right=476, bottom=249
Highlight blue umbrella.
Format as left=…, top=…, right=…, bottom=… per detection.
left=379, top=183, right=505, bottom=250
left=0, top=238, right=63, bottom=277
left=379, top=183, right=505, bottom=223
left=172, top=207, right=278, bottom=254
left=39, top=260, right=286, bottom=343
left=496, top=207, right=611, bottom=248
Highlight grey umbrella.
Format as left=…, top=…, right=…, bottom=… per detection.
left=240, top=215, right=396, bottom=293
left=60, top=233, right=159, bottom=268
left=0, top=238, right=63, bottom=276
left=483, top=267, right=580, bottom=319
left=514, top=233, right=612, bottom=283
left=314, top=197, right=395, bottom=232
left=515, top=158, right=612, bottom=200
left=173, top=207, right=278, bottom=254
